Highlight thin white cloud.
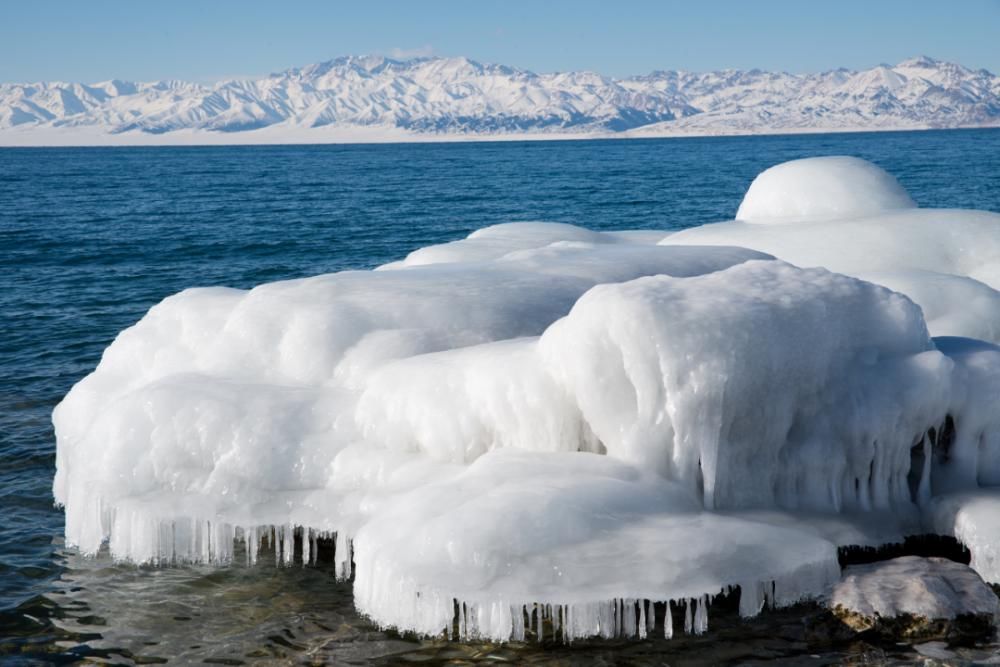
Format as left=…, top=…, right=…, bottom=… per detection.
left=196, top=72, right=269, bottom=84
left=387, top=45, right=434, bottom=60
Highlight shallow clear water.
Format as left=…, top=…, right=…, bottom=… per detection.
left=2, top=130, right=1000, bottom=665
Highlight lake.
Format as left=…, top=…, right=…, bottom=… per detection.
left=3, top=129, right=1000, bottom=664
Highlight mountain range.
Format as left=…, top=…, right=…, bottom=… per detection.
left=2, top=55, right=998, bottom=145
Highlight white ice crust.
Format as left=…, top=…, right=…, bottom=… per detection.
left=53, top=157, right=1000, bottom=642
left=830, top=556, right=999, bottom=621
left=667, top=158, right=1000, bottom=344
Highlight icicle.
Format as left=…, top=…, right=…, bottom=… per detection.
left=511, top=604, right=524, bottom=641
left=335, top=531, right=352, bottom=579
left=664, top=601, right=674, bottom=639
left=599, top=600, right=614, bottom=638
left=684, top=599, right=692, bottom=634
left=468, top=602, right=481, bottom=639
left=245, top=526, right=252, bottom=566
left=282, top=524, right=293, bottom=565
left=628, top=599, right=638, bottom=637
left=301, top=527, right=310, bottom=567
left=739, top=580, right=765, bottom=617
left=918, top=434, right=932, bottom=506
left=536, top=603, right=543, bottom=641
left=694, top=595, right=708, bottom=635
left=638, top=599, right=647, bottom=639
left=214, top=522, right=222, bottom=563
left=646, top=600, right=655, bottom=635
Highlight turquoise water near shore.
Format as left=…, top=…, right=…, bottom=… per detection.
left=2, top=130, right=1000, bottom=664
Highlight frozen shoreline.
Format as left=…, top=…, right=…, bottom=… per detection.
left=2, top=123, right=999, bottom=148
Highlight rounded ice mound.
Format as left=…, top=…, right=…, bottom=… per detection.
left=736, top=156, right=916, bottom=224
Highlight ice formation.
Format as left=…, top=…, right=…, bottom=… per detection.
left=735, top=156, right=917, bottom=223
left=54, top=156, right=1000, bottom=642
left=665, top=157, right=1000, bottom=343
left=829, top=556, right=1000, bottom=622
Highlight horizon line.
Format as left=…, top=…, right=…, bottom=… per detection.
left=2, top=53, right=990, bottom=87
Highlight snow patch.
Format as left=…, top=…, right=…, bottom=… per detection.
left=830, top=556, right=999, bottom=621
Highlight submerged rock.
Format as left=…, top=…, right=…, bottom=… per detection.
left=828, top=556, right=999, bottom=642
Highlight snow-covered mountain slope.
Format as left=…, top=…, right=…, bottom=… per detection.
left=2, top=55, right=998, bottom=144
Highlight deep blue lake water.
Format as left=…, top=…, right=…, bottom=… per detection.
left=2, top=130, right=1000, bottom=665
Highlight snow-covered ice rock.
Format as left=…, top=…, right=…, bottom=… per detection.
left=665, top=157, right=1000, bottom=343
left=53, top=157, right=1000, bottom=642
left=829, top=556, right=999, bottom=640
left=735, top=156, right=916, bottom=223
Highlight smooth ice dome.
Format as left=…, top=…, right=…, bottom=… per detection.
left=52, top=157, right=1000, bottom=643
left=735, top=156, right=916, bottom=223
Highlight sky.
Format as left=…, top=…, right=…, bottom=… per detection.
left=2, top=0, right=999, bottom=83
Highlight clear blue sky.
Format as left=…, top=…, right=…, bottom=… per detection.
left=3, top=0, right=999, bottom=83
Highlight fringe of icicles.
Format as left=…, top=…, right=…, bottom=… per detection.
left=444, top=579, right=811, bottom=643
left=450, top=596, right=711, bottom=643
left=101, top=508, right=353, bottom=576
left=93, top=508, right=840, bottom=643
left=352, top=550, right=841, bottom=642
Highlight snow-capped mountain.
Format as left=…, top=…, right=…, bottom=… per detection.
left=2, top=55, right=998, bottom=144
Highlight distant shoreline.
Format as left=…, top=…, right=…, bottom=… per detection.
left=1, top=123, right=998, bottom=149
